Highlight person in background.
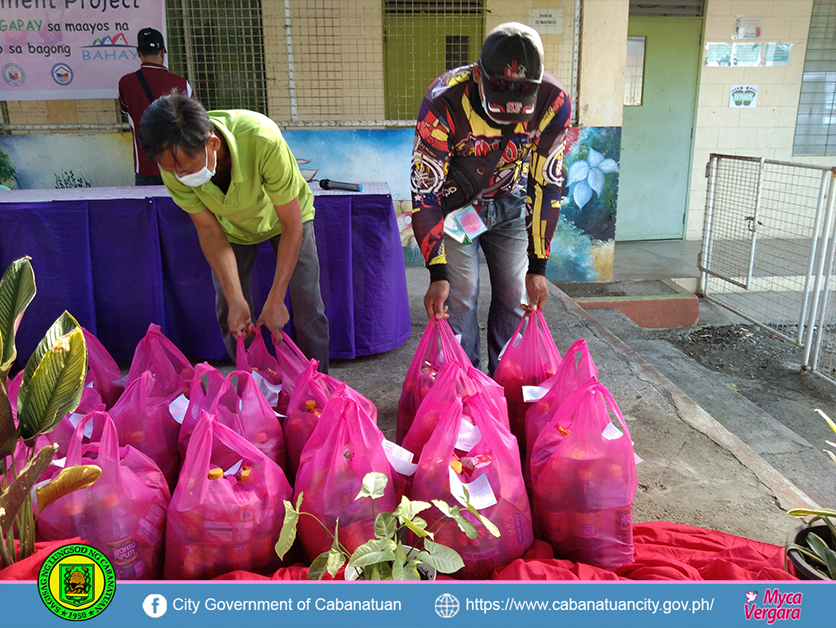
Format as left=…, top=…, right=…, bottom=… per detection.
left=139, top=92, right=330, bottom=371
left=410, top=22, right=571, bottom=375
left=118, top=27, right=193, bottom=186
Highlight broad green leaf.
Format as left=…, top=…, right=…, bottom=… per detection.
left=369, top=564, right=391, bottom=581
left=403, top=560, right=421, bottom=580
left=325, top=547, right=346, bottom=578
left=418, top=539, right=465, bottom=574
left=0, top=443, right=57, bottom=530
left=308, top=551, right=330, bottom=580
left=0, top=378, right=16, bottom=460
left=348, top=539, right=396, bottom=568
left=36, top=464, right=101, bottom=513
left=806, top=533, right=836, bottom=579
left=356, top=471, right=388, bottom=500
left=431, top=498, right=460, bottom=519
left=403, top=517, right=432, bottom=539
left=275, top=500, right=300, bottom=559
left=18, top=315, right=87, bottom=440
left=374, top=511, right=397, bottom=540
left=0, top=257, right=36, bottom=378
left=394, top=495, right=431, bottom=521
left=815, top=408, right=836, bottom=435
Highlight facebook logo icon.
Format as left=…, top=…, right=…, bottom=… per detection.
left=143, top=594, right=168, bottom=618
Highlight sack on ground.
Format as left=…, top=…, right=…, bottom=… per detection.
left=37, top=411, right=170, bottom=580
left=494, top=310, right=562, bottom=453
left=409, top=394, right=534, bottom=579
left=529, top=379, right=638, bottom=571
left=165, top=411, right=292, bottom=579
left=397, top=318, right=470, bottom=444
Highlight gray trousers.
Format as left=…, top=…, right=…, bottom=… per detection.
left=212, top=220, right=330, bottom=372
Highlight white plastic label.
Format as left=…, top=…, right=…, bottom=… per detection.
left=523, top=385, right=550, bottom=402
left=455, top=418, right=482, bottom=452
left=251, top=370, right=282, bottom=407
left=382, top=439, right=418, bottom=476
left=67, top=413, right=93, bottom=438
left=225, top=459, right=243, bottom=476
left=50, top=456, right=67, bottom=469
left=169, top=394, right=189, bottom=425
left=448, top=468, right=497, bottom=510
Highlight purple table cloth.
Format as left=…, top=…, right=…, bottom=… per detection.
left=0, top=183, right=410, bottom=366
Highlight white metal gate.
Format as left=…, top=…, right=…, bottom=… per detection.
left=699, top=153, right=836, bottom=384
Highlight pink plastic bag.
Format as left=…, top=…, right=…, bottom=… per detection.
left=124, top=323, right=194, bottom=397
left=108, top=371, right=182, bottom=490
left=47, top=386, right=107, bottom=458
left=235, top=333, right=283, bottom=411
left=524, top=338, right=598, bottom=484
left=409, top=394, right=534, bottom=579
left=274, top=331, right=310, bottom=415
left=37, top=411, right=170, bottom=580
left=294, top=388, right=400, bottom=561
left=283, top=361, right=377, bottom=474
left=397, top=318, right=470, bottom=444
left=208, top=370, right=286, bottom=468
left=165, top=411, right=293, bottom=579
left=179, top=363, right=227, bottom=458
left=82, top=327, right=124, bottom=408
left=529, top=379, right=638, bottom=571
left=494, top=310, right=562, bottom=452
left=402, top=360, right=510, bottom=461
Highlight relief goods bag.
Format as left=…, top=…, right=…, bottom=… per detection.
left=123, top=323, right=194, bottom=398
left=82, top=327, right=124, bottom=408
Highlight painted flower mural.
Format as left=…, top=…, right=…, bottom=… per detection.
left=567, top=147, right=619, bottom=210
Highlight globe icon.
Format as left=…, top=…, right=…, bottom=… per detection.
left=435, top=593, right=460, bottom=618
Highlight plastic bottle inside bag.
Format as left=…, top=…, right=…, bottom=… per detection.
left=305, top=400, right=322, bottom=416
left=101, top=493, right=145, bottom=580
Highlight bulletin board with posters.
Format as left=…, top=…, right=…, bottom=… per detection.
left=0, top=0, right=164, bottom=101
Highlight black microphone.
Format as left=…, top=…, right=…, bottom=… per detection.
left=319, top=179, right=363, bottom=192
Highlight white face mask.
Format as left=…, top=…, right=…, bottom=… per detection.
left=176, top=144, right=216, bottom=187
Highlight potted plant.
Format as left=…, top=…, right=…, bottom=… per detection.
left=784, top=409, right=836, bottom=580
left=275, top=471, right=500, bottom=580
left=0, top=257, right=101, bottom=569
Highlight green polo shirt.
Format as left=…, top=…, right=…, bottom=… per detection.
left=161, top=110, right=315, bottom=245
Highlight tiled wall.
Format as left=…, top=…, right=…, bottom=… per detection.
left=688, top=0, right=820, bottom=239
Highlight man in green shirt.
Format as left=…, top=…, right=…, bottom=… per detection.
left=139, top=92, right=329, bottom=370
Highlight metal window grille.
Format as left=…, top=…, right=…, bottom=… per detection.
left=699, top=153, right=836, bottom=386
left=446, top=35, right=470, bottom=70
left=166, top=0, right=268, bottom=113
left=794, top=0, right=836, bottom=156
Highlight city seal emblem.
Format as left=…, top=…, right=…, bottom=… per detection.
left=38, top=543, right=115, bottom=621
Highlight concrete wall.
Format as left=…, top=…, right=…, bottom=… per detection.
left=688, top=0, right=819, bottom=239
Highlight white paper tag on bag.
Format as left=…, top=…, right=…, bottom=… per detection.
left=67, top=413, right=93, bottom=438
left=169, top=394, right=189, bottom=425
left=455, top=418, right=482, bottom=452
left=522, top=385, right=550, bottom=402
left=448, top=468, right=497, bottom=510
left=251, top=370, right=282, bottom=407
left=382, top=439, right=418, bottom=476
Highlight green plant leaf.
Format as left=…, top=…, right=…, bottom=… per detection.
left=806, top=532, right=836, bottom=579
left=275, top=500, right=300, bottom=560
left=788, top=508, right=836, bottom=518
left=325, top=546, right=346, bottom=578
left=348, top=538, right=396, bottom=568
left=0, top=443, right=57, bottom=531
left=431, top=498, right=460, bottom=519
left=394, top=495, right=431, bottom=522
left=356, top=471, right=388, bottom=500
left=0, top=257, right=36, bottom=379
left=417, top=538, right=465, bottom=574
left=402, top=560, right=421, bottom=581
left=403, top=517, right=431, bottom=539
left=0, top=377, right=17, bottom=461
left=18, top=315, right=87, bottom=440
left=308, top=551, right=329, bottom=580
left=36, top=464, right=101, bottom=513
left=391, top=555, right=405, bottom=581
left=374, top=511, right=397, bottom=540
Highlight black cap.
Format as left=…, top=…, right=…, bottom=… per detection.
left=137, top=27, right=165, bottom=55
left=478, top=22, right=544, bottom=123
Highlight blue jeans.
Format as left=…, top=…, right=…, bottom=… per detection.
left=212, top=220, right=330, bottom=372
left=445, top=190, right=527, bottom=376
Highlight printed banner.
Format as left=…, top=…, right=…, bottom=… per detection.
left=0, top=579, right=831, bottom=628
left=0, top=0, right=164, bottom=100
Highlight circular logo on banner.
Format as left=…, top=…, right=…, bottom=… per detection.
left=51, top=63, right=73, bottom=86
left=38, top=544, right=116, bottom=621
left=2, top=64, right=24, bottom=86
left=434, top=593, right=460, bottom=618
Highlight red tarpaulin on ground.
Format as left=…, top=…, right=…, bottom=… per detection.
left=213, top=522, right=796, bottom=581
